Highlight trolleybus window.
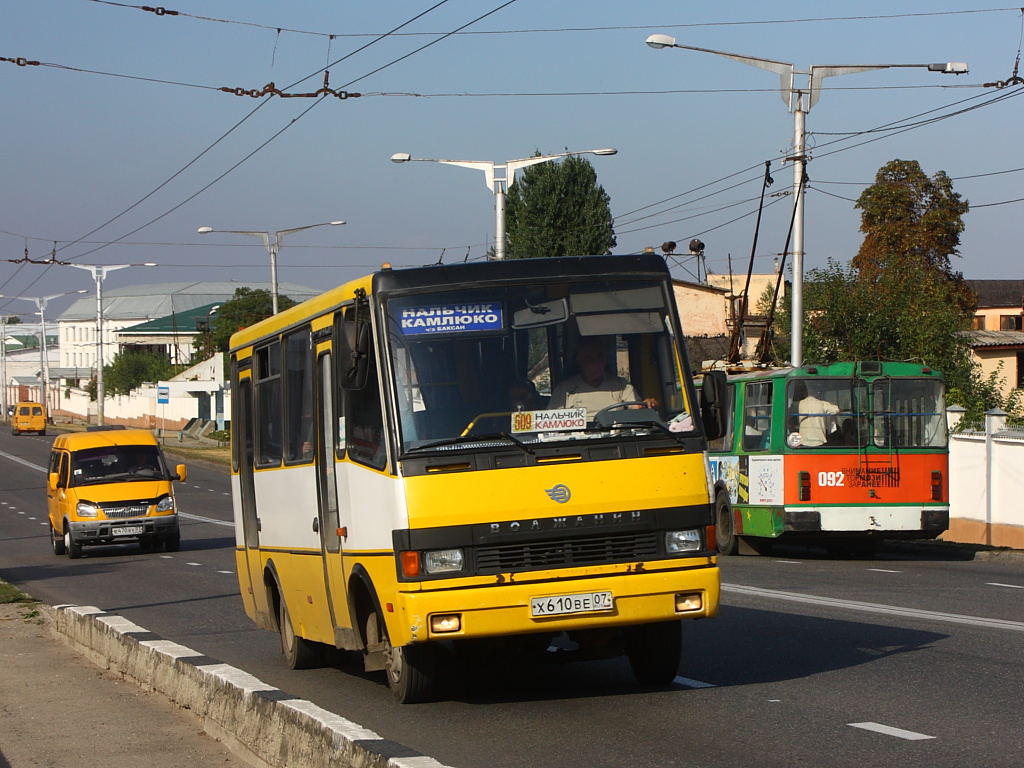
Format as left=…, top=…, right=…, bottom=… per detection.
left=254, top=342, right=283, bottom=467
left=283, top=327, right=315, bottom=464
left=741, top=381, right=772, bottom=451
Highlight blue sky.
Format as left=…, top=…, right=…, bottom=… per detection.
left=2, top=1, right=1022, bottom=317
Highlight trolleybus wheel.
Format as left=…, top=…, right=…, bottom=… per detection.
left=625, top=619, right=682, bottom=685
left=715, top=490, right=738, bottom=556
left=366, top=610, right=438, bottom=704
left=279, top=595, right=321, bottom=670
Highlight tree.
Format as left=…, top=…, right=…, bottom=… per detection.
left=102, top=349, right=179, bottom=397
left=853, top=158, right=973, bottom=313
left=505, top=153, right=616, bottom=260
left=193, top=287, right=296, bottom=359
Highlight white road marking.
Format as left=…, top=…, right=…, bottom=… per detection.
left=673, top=676, right=716, bottom=689
left=867, top=568, right=902, bottom=573
left=0, top=449, right=47, bottom=473
left=179, top=512, right=233, bottom=528
left=775, top=560, right=803, bottom=564
left=217, top=570, right=234, bottom=575
left=987, top=582, right=1024, bottom=590
left=186, top=562, right=201, bottom=567
left=723, top=583, right=1024, bottom=632
left=848, top=722, right=934, bottom=740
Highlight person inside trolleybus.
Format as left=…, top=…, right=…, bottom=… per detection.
left=547, top=335, right=657, bottom=413
left=789, top=380, right=841, bottom=447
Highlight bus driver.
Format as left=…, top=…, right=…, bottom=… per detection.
left=548, top=336, right=657, bottom=413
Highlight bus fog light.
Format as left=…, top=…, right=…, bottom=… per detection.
left=430, top=614, right=462, bottom=633
left=423, top=548, right=465, bottom=574
left=675, top=592, right=703, bottom=612
left=666, top=529, right=701, bottom=554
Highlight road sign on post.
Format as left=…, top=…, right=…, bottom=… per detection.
left=157, top=386, right=169, bottom=404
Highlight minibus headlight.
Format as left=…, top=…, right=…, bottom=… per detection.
left=423, top=548, right=465, bottom=574
left=76, top=502, right=99, bottom=518
left=666, top=529, right=702, bottom=554
left=156, top=495, right=174, bottom=513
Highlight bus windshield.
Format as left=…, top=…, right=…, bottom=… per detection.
left=385, top=278, right=695, bottom=452
left=785, top=376, right=946, bottom=449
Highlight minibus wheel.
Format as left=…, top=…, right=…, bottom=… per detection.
left=51, top=523, right=66, bottom=556
left=625, top=620, right=682, bottom=686
left=64, top=527, right=82, bottom=560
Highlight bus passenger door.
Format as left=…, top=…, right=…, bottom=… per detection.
left=316, top=352, right=352, bottom=645
left=236, top=377, right=273, bottom=629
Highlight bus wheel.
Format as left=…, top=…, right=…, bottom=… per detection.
left=279, top=596, right=321, bottom=670
left=51, top=523, right=66, bottom=556
left=715, top=490, right=738, bottom=556
left=625, top=620, right=682, bottom=686
left=366, top=611, right=438, bottom=704
left=64, top=527, right=83, bottom=560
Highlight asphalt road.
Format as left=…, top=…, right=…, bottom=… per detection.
left=1, top=429, right=1022, bottom=768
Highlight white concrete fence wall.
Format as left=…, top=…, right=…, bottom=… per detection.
left=947, top=407, right=1024, bottom=550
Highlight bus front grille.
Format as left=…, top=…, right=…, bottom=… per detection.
left=476, top=532, right=660, bottom=573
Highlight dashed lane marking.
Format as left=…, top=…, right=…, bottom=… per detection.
left=987, top=582, right=1024, bottom=589
left=848, top=722, right=934, bottom=740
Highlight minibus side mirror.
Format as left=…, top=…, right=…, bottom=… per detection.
left=175, top=464, right=187, bottom=482
left=48, top=472, right=59, bottom=492
left=700, top=371, right=727, bottom=441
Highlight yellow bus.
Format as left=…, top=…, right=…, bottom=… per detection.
left=230, top=254, right=726, bottom=702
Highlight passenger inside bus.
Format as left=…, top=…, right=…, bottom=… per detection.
left=791, top=381, right=841, bottom=447
left=548, top=336, right=657, bottom=413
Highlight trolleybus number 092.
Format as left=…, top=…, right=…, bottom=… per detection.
left=531, top=591, right=614, bottom=617
left=818, top=471, right=845, bottom=487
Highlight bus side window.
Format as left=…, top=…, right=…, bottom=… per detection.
left=741, top=381, right=772, bottom=452
left=341, top=315, right=387, bottom=471
left=254, top=341, right=283, bottom=467
left=283, top=327, right=314, bottom=464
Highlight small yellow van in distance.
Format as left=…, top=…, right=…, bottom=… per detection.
left=12, top=401, right=46, bottom=435
left=47, top=427, right=186, bottom=558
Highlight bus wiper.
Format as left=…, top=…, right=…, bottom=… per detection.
left=584, top=419, right=679, bottom=440
left=401, top=432, right=535, bottom=457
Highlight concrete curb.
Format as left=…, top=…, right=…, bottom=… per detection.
left=51, top=604, right=451, bottom=768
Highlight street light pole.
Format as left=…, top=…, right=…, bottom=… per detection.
left=1, top=290, right=87, bottom=420
left=198, top=221, right=346, bottom=315
left=67, top=262, right=156, bottom=426
left=0, top=313, right=11, bottom=420
left=645, top=33, right=967, bottom=367
left=390, top=148, right=618, bottom=260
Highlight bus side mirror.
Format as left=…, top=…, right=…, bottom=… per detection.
left=48, top=472, right=59, bottom=492
left=700, top=371, right=727, bottom=441
left=175, top=464, right=187, bottom=482
left=341, top=320, right=371, bottom=391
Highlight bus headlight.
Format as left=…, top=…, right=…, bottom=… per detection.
left=665, top=529, right=702, bottom=554
left=76, top=502, right=99, bottom=518
left=423, top=548, right=465, bottom=574
left=156, top=495, right=175, bottom=513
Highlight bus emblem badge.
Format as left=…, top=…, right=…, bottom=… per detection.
left=545, top=484, right=571, bottom=504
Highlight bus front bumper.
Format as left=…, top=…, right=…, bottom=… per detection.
left=389, top=562, right=719, bottom=645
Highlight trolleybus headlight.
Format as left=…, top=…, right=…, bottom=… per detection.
left=665, top=529, right=702, bottom=554
left=76, top=502, right=99, bottom=518
left=423, top=548, right=465, bottom=575
left=155, top=495, right=174, bottom=513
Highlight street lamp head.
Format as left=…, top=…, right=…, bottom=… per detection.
left=197, top=227, right=213, bottom=234
left=329, top=220, right=346, bottom=226
left=646, top=33, right=677, bottom=50
left=591, top=148, right=618, bottom=156
left=928, top=62, right=969, bottom=74
left=142, top=262, right=158, bottom=267
left=390, top=153, right=412, bottom=163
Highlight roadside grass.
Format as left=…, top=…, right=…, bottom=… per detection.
left=0, top=581, right=42, bottom=623
left=162, top=443, right=231, bottom=468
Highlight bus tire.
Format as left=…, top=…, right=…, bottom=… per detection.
left=366, top=610, right=438, bottom=704
left=279, top=595, right=321, bottom=670
left=625, top=620, right=682, bottom=686
left=715, top=490, right=738, bottom=555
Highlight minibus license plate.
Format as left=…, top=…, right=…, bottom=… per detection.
left=112, top=525, right=144, bottom=537
left=531, top=591, right=613, bottom=617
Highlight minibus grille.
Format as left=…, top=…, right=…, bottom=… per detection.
left=476, top=531, right=660, bottom=573
left=102, top=503, right=150, bottom=519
